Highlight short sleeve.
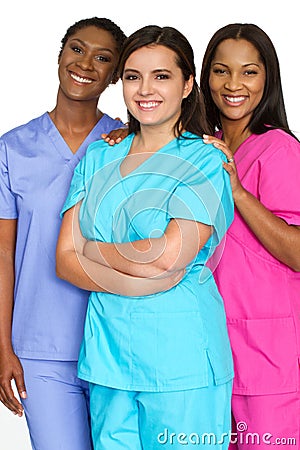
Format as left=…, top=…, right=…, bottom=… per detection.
left=167, top=150, right=233, bottom=246
left=60, top=156, right=86, bottom=217
left=0, top=138, right=17, bottom=219
left=259, top=138, right=300, bottom=225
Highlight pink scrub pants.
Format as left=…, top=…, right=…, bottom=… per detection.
left=20, top=358, right=93, bottom=450
left=229, top=387, right=300, bottom=449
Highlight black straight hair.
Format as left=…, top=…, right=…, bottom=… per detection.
left=200, top=23, right=298, bottom=140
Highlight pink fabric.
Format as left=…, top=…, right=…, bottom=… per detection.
left=211, top=129, right=300, bottom=396
left=229, top=385, right=300, bottom=449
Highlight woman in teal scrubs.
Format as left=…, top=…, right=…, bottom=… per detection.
left=57, top=25, right=234, bottom=450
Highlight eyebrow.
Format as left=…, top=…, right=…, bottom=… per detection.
left=212, top=62, right=261, bottom=68
left=123, top=68, right=173, bottom=74
left=69, top=38, right=114, bottom=54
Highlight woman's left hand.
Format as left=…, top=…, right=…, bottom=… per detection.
left=203, top=134, right=244, bottom=200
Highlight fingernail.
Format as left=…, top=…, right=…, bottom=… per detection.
left=20, top=391, right=27, bottom=399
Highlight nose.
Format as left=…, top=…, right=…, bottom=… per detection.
left=138, top=76, right=153, bottom=96
left=224, top=73, right=242, bottom=91
left=77, top=53, right=94, bottom=71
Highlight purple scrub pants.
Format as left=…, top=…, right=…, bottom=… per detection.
left=20, top=358, right=93, bottom=450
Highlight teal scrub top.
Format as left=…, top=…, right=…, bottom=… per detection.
left=62, top=132, right=234, bottom=392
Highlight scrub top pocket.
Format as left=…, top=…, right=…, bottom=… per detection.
left=227, top=316, right=298, bottom=395
left=129, top=311, right=209, bottom=391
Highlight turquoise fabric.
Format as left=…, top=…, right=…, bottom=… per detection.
left=62, top=132, right=234, bottom=392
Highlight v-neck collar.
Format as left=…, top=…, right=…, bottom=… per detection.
left=118, top=132, right=188, bottom=179
left=43, top=112, right=107, bottom=163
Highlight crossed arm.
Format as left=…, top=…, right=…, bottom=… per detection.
left=56, top=202, right=213, bottom=293
left=83, top=217, right=213, bottom=278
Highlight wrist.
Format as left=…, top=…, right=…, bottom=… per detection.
left=233, top=185, right=249, bottom=204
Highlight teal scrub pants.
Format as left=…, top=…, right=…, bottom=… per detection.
left=89, top=376, right=232, bottom=449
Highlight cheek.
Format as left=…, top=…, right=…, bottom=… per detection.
left=251, top=80, right=265, bottom=105
left=100, top=68, right=115, bottom=86
left=208, top=76, right=221, bottom=98
left=209, top=80, right=222, bottom=106
left=122, top=84, right=136, bottom=113
left=122, top=84, right=131, bottom=105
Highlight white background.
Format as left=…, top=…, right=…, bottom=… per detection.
left=0, top=0, right=299, bottom=448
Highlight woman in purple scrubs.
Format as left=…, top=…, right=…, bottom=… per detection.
left=0, top=17, right=129, bottom=450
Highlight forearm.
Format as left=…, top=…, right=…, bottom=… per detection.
left=235, top=188, right=300, bottom=271
left=57, top=205, right=183, bottom=295
left=83, top=237, right=169, bottom=278
left=0, top=255, right=15, bottom=352
left=0, top=218, right=17, bottom=354
left=56, top=248, right=182, bottom=296
left=84, top=219, right=209, bottom=277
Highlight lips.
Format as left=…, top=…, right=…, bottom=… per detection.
left=223, top=95, right=247, bottom=104
left=70, top=71, right=93, bottom=84
left=137, top=101, right=161, bottom=110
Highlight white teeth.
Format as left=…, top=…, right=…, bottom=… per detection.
left=139, top=101, right=160, bottom=108
left=70, top=72, right=93, bottom=84
left=225, top=96, right=246, bottom=103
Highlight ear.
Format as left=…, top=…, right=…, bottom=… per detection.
left=110, top=70, right=120, bottom=85
left=110, top=75, right=119, bottom=85
left=183, top=74, right=194, bottom=99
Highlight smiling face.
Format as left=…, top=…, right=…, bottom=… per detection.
left=122, top=44, right=193, bottom=132
left=209, top=38, right=266, bottom=129
left=58, top=25, right=119, bottom=102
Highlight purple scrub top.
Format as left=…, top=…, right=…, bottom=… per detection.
left=0, top=112, right=123, bottom=360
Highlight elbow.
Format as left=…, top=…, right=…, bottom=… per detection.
left=290, top=262, right=300, bottom=273
left=157, top=249, right=182, bottom=273
left=285, top=250, right=300, bottom=272
left=56, top=265, right=64, bottom=280
left=282, top=255, right=300, bottom=272
left=55, top=252, right=68, bottom=281
left=55, top=262, right=65, bottom=281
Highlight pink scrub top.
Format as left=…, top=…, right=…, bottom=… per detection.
left=211, top=128, right=300, bottom=396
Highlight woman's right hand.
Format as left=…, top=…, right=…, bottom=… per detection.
left=101, top=125, right=129, bottom=145
left=0, top=349, right=26, bottom=417
left=203, top=134, right=245, bottom=200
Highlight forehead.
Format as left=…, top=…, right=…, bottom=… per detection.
left=213, top=39, right=262, bottom=64
left=125, top=44, right=179, bottom=70
left=67, top=25, right=118, bottom=50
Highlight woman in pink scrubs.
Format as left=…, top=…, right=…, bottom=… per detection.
left=201, top=23, right=300, bottom=449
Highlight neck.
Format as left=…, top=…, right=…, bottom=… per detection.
left=133, top=124, right=178, bottom=153
left=221, top=118, right=251, bottom=153
left=49, top=88, right=102, bottom=132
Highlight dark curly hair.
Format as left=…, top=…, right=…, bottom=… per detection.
left=59, top=17, right=126, bottom=84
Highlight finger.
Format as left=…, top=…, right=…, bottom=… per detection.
left=15, top=372, right=27, bottom=400
left=209, top=141, right=234, bottom=161
left=223, top=162, right=236, bottom=175
left=202, top=134, right=215, bottom=141
left=0, top=383, right=24, bottom=416
left=203, top=136, right=221, bottom=146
